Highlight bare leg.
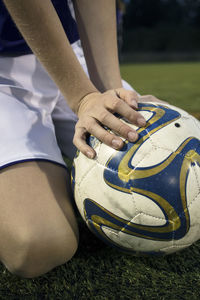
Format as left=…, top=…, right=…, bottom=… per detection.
left=0, top=161, right=78, bottom=278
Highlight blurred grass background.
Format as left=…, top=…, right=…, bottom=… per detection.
left=121, top=62, right=200, bottom=113
left=0, top=62, right=199, bottom=299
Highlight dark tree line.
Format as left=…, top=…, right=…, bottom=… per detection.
left=124, top=0, right=200, bottom=29
left=122, top=0, right=200, bottom=54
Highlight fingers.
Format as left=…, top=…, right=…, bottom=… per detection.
left=74, top=90, right=148, bottom=159
left=105, top=96, right=146, bottom=128
left=74, top=90, right=168, bottom=159
left=115, top=88, right=139, bottom=109
left=73, top=119, right=124, bottom=159
left=73, top=126, right=96, bottom=159
left=88, top=121, right=124, bottom=149
left=98, top=111, right=139, bottom=142
left=73, top=106, right=145, bottom=159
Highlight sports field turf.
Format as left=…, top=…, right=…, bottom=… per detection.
left=0, top=62, right=199, bottom=299
left=120, top=62, right=200, bottom=113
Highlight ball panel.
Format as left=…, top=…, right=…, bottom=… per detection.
left=73, top=102, right=200, bottom=255
left=95, top=141, right=117, bottom=167
left=73, top=151, right=96, bottom=185
left=186, top=163, right=200, bottom=206
left=131, top=192, right=166, bottom=226
left=193, top=117, right=200, bottom=131
left=171, top=224, right=200, bottom=246
left=188, top=194, right=200, bottom=227
left=130, top=146, right=172, bottom=169
left=159, top=244, right=192, bottom=255
left=149, top=118, right=199, bottom=152
left=102, top=226, right=173, bottom=253
left=78, top=164, right=139, bottom=221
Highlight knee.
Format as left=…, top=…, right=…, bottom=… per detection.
left=2, top=228, right=78, bottom=278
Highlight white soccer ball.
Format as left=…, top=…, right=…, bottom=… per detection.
left=72, top=102, right=200, bottom=255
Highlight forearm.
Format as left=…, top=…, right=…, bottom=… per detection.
left=73, top=0, right=122, bottom=92
left=3, top=0, right=97, bottom=113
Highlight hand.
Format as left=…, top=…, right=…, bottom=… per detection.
left=73, top=88, right=146, bottom=159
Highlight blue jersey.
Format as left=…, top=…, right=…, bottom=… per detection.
left=0, top=0, right=79, bottom=54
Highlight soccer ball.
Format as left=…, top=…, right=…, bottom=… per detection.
left=72, top=102, right=200, bottom=255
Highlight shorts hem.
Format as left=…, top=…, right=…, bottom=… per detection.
left=0, top=157, right=67, bottom=172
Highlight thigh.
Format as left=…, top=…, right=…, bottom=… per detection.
left=0, top=161, right=78, bottom=266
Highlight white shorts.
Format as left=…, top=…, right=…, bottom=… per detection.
left=0, top=41, right=134, bottom=170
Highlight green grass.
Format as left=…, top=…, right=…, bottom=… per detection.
left=120, top=62, right=200, bottom=113
left=0, top=62, right=200, bottom=300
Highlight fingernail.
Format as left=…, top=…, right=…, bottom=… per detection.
left=131, top=99, right=138, bottom=109
left=137, top=117, right=146, bottom=127
left=86, top=151, right=94, bottom=159
left=128, top=131, right=138, bottom=142
left=112, top=139, right=122, bottom=148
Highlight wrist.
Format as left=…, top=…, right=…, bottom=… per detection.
left=89, top=69, right=123, bottom=93
left=76, top=91, right=101, bottom=116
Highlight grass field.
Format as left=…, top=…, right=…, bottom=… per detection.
left=120, top=62, right=200, bottom=113
left=0, top=62, right=200, bottom=300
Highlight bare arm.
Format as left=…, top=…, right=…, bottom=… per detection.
left=3, top=0, right=97, bottom=113
left=73, top=0, right=122, bottom=92
left=3, top=0, right=145, bottom=158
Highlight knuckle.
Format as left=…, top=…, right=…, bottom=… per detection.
left=110, top=98, right=121, bottom=111
left=99, top=110, right=109, bottom=123
left=118, top=123, right=130, bottom=136
left=145, top=94, right=155, bottom=101
left=75, top=117, right=86, bottom=128
left=78, top=117, right=94, bottom=132
left=87, top=120, right=96, bottom=132
left=149, top=95, right=155, bottom=100
left=126, top=110, right=134, bottom=120
left=126, top=110, right=138, bottom=122
left=101, top=131, right=112, bottom=144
